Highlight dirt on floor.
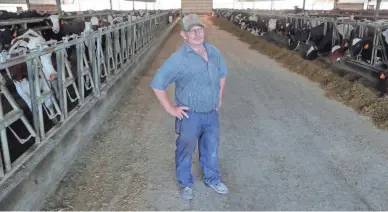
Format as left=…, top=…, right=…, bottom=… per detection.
left=211, top=17, right=388, bottom=130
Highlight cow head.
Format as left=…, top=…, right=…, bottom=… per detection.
left=349, top=38, right=364, bottom=57
left=47, top=15, right=60, bottom=34
left=11, top=30, right=57, bottom=81
left=91, top=16, right=99, bottom=26
left=0, top=28, right=14, bottom=51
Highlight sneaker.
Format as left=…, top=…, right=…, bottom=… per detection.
left=208, top=182, right=229, bottom=194
left=181, top=187, right=194, bottom=200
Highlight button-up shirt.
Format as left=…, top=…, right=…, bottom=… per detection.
left=150, top=42, right=228, bottom=113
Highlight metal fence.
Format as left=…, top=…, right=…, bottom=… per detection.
left=0, top=11, right=173, bottom=181
left=215, top=9, right=388, bottom=75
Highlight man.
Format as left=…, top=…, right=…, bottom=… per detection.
left=150, top=14, right=228, bottom=200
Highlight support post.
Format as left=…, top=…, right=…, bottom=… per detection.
left=303, top=0, right=306, bottom=13
left=110, top=0, right=113, bottom=11
left=55, top=0, right=62, bottom=15
left=133, top=0, right=135, bottom=11
left=26, top=0, right=31, bottom=10
left=375, top=0, right=382, bottom=20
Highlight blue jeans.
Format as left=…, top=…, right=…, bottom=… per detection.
left=175, top=110, right=221, bottom=188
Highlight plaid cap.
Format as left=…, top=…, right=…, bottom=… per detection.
left=181, top=14, right=204, bottom=32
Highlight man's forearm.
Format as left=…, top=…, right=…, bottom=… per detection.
left=152, top=88, right=174, bottom=114
left=219, top=77, right=226, bottom=99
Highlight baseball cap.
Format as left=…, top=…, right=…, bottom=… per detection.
left=181, top=14, right=205, bottom=32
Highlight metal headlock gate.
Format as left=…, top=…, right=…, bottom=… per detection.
left=0, top=11, right=174, bottom=181
left=215, top=9, right=388, bottom=75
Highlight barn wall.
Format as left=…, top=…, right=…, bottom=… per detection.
left=334, top=3, right=364, bottom=10
left=30, top=4, right=57, bottom=11
left=29, top=0, right=56, bottom=4
left=0, top=0, right=25, bottom=3
left=182, top=0, right=213, bottom=15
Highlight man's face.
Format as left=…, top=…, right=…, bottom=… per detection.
left=181, top=25, right=205, bottom=46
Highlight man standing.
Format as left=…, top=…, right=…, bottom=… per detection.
left=150, top=14, right=228, bottom=200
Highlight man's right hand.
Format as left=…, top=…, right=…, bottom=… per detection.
left=168, top=105, right=190, bottom=120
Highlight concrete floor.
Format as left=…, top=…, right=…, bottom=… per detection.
left=43, top=17, right=388, bottom=210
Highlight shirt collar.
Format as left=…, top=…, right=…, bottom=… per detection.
left=183, top=42, right=211, bottom=55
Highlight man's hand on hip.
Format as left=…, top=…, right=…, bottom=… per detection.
left=168, top=105, right=190, bottom=120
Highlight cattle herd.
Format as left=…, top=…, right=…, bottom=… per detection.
left=0, top=8, right=179, bottom=179
left=214, top=9, right=388, bottom=84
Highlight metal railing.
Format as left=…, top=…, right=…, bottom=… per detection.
left=0, top=9, right=171, bottom=33
left=215, top=9, right=388, bottom=74
left=0, top=11, right=174, bottom=182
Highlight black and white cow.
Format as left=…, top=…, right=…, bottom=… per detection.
left=5, top=29, right=57, bottom=114
left=303, top=23, right=336, bottom=60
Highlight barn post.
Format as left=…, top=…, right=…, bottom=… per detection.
left=302, top=0, right=306, bottom=12
left=110, top=0, right=113, bottom=11
left=55, top=0, right=62, bottom=15
left=133, top=0, right=135, bottom=11
left=26, top=0, right=31, bottom=10
left=374, top=0, right=382, bottom=20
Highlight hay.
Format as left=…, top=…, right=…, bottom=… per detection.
left=361, top=99, right=388, bottom=125
left=211, top=17, right=388, bottom=130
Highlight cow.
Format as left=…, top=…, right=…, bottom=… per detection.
left=5, top=29, right=57, bottom=116
left=287, top=24, right=310, bottom=51
left=240, top=14, right=268, bottom=36
left=289, top=23, right=354, bottom=60
left=303, top=23, right=336, bottom=60
left=41, top=15, right=87, bottom=61
left=328, top=39, right=351, bottom=62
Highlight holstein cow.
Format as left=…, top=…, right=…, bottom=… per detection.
left=330, top=25, right=383, bottom=66
left=240, top=14, right=268, bottom=36
left=6, top=29, right=57, bottom=115
left=304, top=23, right=336, bottom=60
left=42, top=15, right=87, bottom=61
left=287, top=24, right=310, bottom=51
left=328, top=39, right=351, bottom=62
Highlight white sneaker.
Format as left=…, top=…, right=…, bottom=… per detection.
left=208, top=182, right=229, bottom=194
left=181, top=187, right=194, bottom=200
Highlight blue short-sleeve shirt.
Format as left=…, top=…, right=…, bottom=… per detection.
left=150, top=42, right=228, bottom=113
